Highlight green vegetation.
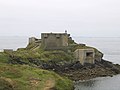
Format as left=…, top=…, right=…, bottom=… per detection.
left=7, top=41, right=103, bottom=64
left=8, top=48, right=74, bottom=65
left=0, top=37, right=104, bottom=90
left=0, top=53, right=73, bottom=90
left=0, top=52, right=9, bottom=63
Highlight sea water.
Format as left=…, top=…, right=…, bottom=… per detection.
left=73, top=37, right=120, bottom=90
left=0, top=36, right=120, bottom=90
left=0, top=36, right=28, bottom=52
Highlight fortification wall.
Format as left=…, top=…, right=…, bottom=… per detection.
left=41, top=33, right=69, bottom=50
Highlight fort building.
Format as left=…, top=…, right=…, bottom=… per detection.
left=29, top=37, right=41, bottom=44
left=74, top=49, right=95, bottom=65
left=4, top=49, right=13, bottom=53
left=41, top=32, right=70, bottom=50
left=28, top=31, right=97, bottom=65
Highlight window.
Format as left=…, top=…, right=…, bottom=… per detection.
left=44, top=34, right=48, bottom=38
left=86, top=52, right=93, bottom=57
left=56, top=34, right=60, bottom=38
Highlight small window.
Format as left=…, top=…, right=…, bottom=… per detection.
left=56, top=34, right=60, bottom=38
left=44, top=34, right=48, bottom=38
left=86, top=52, right=93, bottom=57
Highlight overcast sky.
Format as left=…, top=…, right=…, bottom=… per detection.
left=0, top=0, right=120, bottom=37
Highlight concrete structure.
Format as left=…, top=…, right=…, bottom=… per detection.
left=4, top=49, right=13, bottom=53
left=41, top=32, right=70, bottom=50
left=29, top=37, right=41, bottom=44
left=28, top=31, right=97, bottom=65
left=74, top=49, right=95, bottom=65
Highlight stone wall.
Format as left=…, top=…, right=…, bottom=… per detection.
left=41, top=33, right=69, bottom=50
left=29, top=37, right=41, bottom=44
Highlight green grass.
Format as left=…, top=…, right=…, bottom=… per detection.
left=39, top=50, right=74, bottom=62
left=7, top=49, right=74, bottom=64
left=0, top=53, right=73, bottom=90
left=8, top=41, right=103, bottom=64
left=0, top=35, right=104, bottom=90
left=0, top=52, right=9, bottom=63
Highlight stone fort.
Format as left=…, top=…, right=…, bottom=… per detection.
left=29, top=31, right=71, bottom=50
left=41, top=32, right=70, bottom=50
left=28, top=31, right=97, bottom=65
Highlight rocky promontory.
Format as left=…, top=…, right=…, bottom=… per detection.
left=1, top=32, right=120, bottom=90
left=6, top=32, right=120, bottom=81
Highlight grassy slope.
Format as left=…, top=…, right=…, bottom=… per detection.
left=9, top=43, right=103, bottom=64
left=11, top=38, right=103, bottom=65
left=0, top=52, right=73, bottom=90
left=0, top=40, right=103, bottom=90
left=9, top=49, right=74, bottom=64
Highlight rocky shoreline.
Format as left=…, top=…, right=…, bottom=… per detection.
left=60, top=60, right=120, bottom=81
left=42, top=60, right=120, bottom=81
left=9, top=56, right=120, bottom=81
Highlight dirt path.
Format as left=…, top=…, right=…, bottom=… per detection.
left=43, top=79, right=55, bottom=90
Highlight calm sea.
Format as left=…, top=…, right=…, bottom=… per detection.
left=0, top=36, right=120, bottom=90
left=0, top=36, right=28, bottom=51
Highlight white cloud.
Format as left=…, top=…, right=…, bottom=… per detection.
left=0, top=0, right=120, bottom=37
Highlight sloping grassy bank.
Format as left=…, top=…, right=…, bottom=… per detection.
left=0, top=52, right=73, bottom=90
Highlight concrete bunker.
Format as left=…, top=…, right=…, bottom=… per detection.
left=29, top=37, right=41, bottom=44
left=74, top=49, right=95, bottom=65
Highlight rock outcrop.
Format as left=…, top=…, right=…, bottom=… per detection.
left=4, top=32, right=120, bottom=82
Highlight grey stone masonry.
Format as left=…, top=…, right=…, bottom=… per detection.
left=41, top=32, right=70, bottom=50
left=4, top=49, right=13, bottom=53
